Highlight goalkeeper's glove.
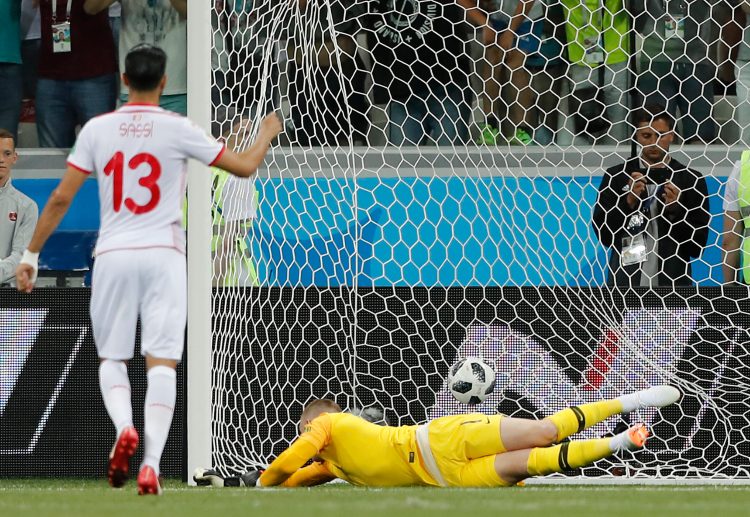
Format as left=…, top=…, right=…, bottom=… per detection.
left=240, top=469, right=263, bottom=487
left=193, top=468, right=264, bottom=487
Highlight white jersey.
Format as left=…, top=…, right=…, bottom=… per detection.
left=67, top=104, right=225, bottom=255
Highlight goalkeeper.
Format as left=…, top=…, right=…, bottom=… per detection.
left=195, top=386, right=679, bottom=488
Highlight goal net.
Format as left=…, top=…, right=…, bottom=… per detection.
left=200, top=0, right=750, bottom=481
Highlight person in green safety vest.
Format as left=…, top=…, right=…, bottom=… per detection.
left=561, top=0, right=630, bottom=144
left=211, top=166, right=259, bottom=287
left=721, top=151, right=750, bottom=283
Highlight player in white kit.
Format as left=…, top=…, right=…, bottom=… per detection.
left=15, top=45, right=282, bottom=495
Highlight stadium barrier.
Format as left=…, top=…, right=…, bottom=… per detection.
left=0, top=289, right=184, bottom=477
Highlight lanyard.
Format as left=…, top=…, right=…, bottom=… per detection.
left=51, top=0, right=73, bottom=24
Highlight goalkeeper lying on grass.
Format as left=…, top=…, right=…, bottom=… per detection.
left=195, top=386, right=679, bottom=488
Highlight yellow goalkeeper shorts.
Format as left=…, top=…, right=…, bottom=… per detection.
left=426, top=413, right=513, bottom=487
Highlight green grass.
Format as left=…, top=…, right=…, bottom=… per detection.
left=2, top=479, right=750, bottom=517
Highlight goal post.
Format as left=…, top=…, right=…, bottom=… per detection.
left=186, top=0, right=213, bottom=484
left=186, top=0, right=750, bottom=482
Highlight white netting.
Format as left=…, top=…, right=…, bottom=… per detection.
left=205, top=0, right=750, bottom=479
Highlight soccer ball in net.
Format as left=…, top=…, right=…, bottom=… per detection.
left=447, top=357, right=496, bottom=405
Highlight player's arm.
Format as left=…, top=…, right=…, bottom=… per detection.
left=16, top=167, right=88, bottom=292
left=722, top=210, right=743, bottom=283
left=280, top=462, right=336, bottom=487
left=83, top=0, right=117, bottom=15
left=213, top=114, right=282, bottom=179
left=258, top=415, right=331, bottom=487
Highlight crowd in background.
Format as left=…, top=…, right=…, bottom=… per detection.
left=3, top=1, right=750, bottom=147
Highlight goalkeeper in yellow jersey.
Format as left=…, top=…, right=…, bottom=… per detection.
left=195, top=386, right=680, bottom=488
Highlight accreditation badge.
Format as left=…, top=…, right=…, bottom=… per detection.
left=621, top=234, right=647, bottom=266
left=52, top=21, right=72, bottom=53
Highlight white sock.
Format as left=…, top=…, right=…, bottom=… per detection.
left=99, top=360, right=133, bottom=436
left=142, top=365, right=177, bottom=476
left=609, top=429, right=639, bottom=452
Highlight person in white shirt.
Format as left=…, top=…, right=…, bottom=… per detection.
left=15, top=44, right=282, bottom=496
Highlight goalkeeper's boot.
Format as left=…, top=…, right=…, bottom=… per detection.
left=137, top=466, right=162, bottom=496
left=108, top=426, right=139, bottom=488
left=618, top=385, right=681, bottom=413
left=625, top=424, right=649, bottom=450
left=610, top=423, right=650, bottom=452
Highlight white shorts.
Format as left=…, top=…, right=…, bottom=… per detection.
left=90, top=247, right=187, bottom=361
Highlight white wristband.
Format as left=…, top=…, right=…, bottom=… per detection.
left=20, top=250, right=40, bottom=283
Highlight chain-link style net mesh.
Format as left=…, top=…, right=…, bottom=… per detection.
left=207, top=0, right=750, bottom=480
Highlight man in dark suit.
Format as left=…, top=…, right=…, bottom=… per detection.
left=592, top=104, right=710, bottom=287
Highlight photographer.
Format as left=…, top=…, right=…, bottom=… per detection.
left=592, top=104, right=710, bottom=287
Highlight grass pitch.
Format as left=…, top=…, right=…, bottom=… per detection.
left=1, top=479, right=749, bottom=517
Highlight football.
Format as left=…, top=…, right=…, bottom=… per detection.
left=447, top=356, right=496, bottom=405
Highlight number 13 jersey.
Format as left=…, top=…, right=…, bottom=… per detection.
left=67, top=103, right=225, bottom=255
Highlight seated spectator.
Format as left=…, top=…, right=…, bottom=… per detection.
left=0, top=2, right=23, bottom=142
left=367, top=0, right=473, bottom=146
left=524, top=3, right=566, bottom=145
left=592, top=105, right=710, bottom=287
left=469, top=0, right=544, bottom=145
left=561, top=0, right=630, bottom=144
left=469, top=0, right=563, bottom=146
left=85, top=0, right=186, bottom=115
left=36, top=0, right=117, bottom=148
left=632, top=0, right=719, bottom=144
left=0, top=129, right=38, bottom=286
left=287, top=0, right=369, bottom=146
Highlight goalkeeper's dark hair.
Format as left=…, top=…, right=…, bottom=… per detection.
left=634, top=104, right=675, bottom=131
left=124, top=44, right=167, bottom=92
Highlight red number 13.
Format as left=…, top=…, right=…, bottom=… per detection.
left=103, top=151, right=161, bottom=214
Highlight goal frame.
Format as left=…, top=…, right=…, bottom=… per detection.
left=185, top=0, right=212, bottom=485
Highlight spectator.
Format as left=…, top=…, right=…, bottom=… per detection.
left=721, top=150, right=750, bottom=283
left=524, top=2, right=566, bottom=145
left=287, top=0, right=369, bottom=146
left=561, top=0, right=630, bottom=144
left=632, top=0, right=719, bottom=144
left=0, top=1, right=23, bottom=142
left=716, top=0, right=743, bottom=97
left=592, top=105, right=710, bottom=287
left=0, top=129, right=38, bottom=286
left=212, top=0, right=277, bottom=135
left=36, top=0, right=117, bottom=148
left=469, top=0, right=562, bottom=146
left=85, top=0, right=186, bottom=115
left=367, top=0, right=473, bottom=146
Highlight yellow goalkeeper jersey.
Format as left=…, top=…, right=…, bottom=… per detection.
left=259, top=412, right=439, bottom=487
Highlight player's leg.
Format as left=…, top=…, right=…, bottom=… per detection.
left=90, top=250, right=140, bottom=487
left=500, top=385, right=680, bottom=451
left=137, top=248, right=187, bottom=495
left=493, top=424, right=650, bottom=486
left=545, top=385, right=680, bottom=443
